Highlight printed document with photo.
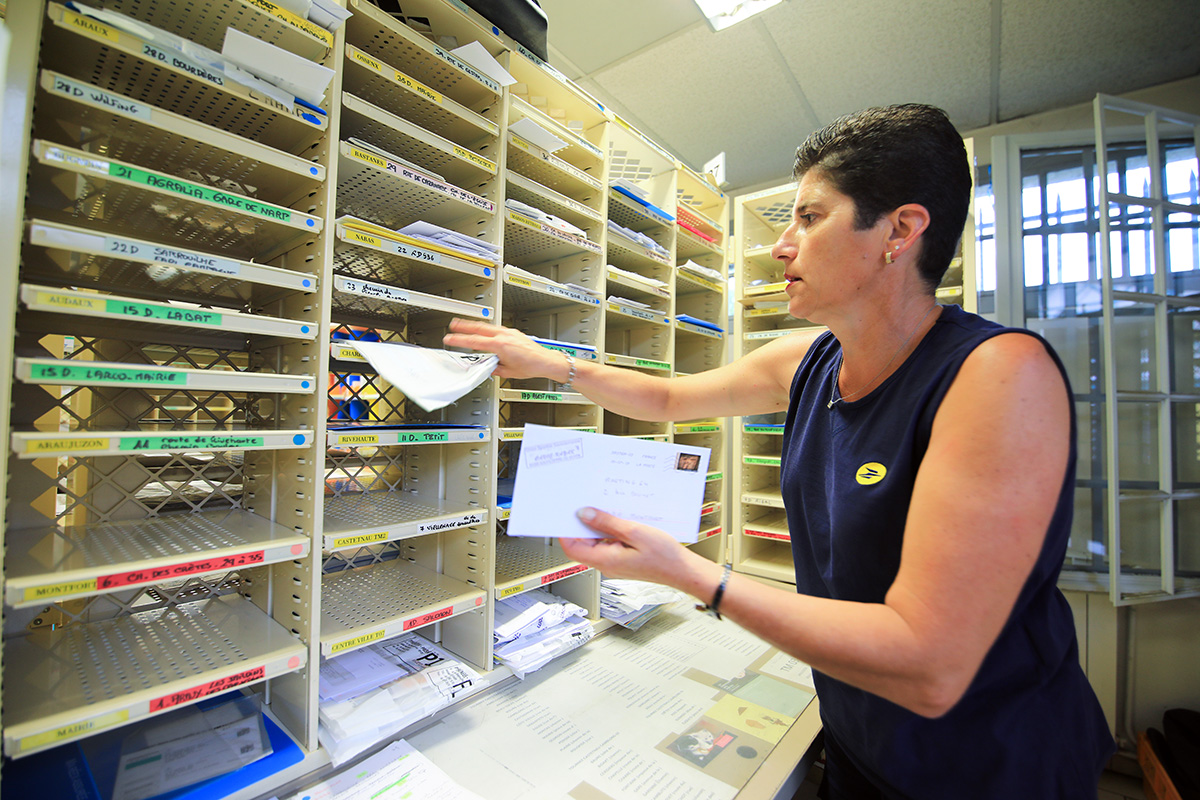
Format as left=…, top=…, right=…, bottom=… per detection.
left=507, top=424, right=711, bottom=542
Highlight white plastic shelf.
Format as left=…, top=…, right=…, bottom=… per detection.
left=14, top=358, right=315, bottom=394
left=506, top=133, right=602, bottom=194
left=100, top=0, right=333, bottom=61
left=606, top=266, right=670, bottom=300
left=606, top=226, right=670, bottom=269
left=332, top=274, right=493, bottom=321
left=346, top=0, right=502, bottom=104
left=337, top=141, right=496, bottom=232
left=498, top=388, right=591, bottom=405
left=676, top=226, right=724, bottom=260
left=12, top=427, right=313, bottom=460
left=340, top=92, right=497, bottom=186
left=604, top=353, right=670, bottom=371
left=608, top=187, right=673, bottom=231
left=4, top=509, right=310, bottom=607
left=743, top=510, right=791, bottom=543
left=2, top=594, right=307, bottom=757
left=605, top=301, right=669, bottom=328
left=320, top=559, right=486, bottom=656
left=333, top=217, right=497, bottom=286
left=494, top=537, right=590, bottom=600
left=676, top=204, right=724, bottom=242
left=502, top=269, right=602, bottom=312
left=30, top=141, right=322, bottom=262
left=322, top=492, right=487, bottom=551
left=35, top=70, right=325, bottom=201
left=342, top=45, right=497, bottom=144
left=506, top=171, right=602, bottom=231
left=19, top=284, right=316, bottom=341
left=509, top=95, right=604, bottom=163
left=741, top=490, right=785, bottom=509
left=42, top=3, right=326, bottom=154
left=25, top=220, right=318, bottom=302
left=327, top=425, right=490, bottom=448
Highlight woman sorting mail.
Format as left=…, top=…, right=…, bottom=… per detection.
left=445, top=104, right=1113, bottom=799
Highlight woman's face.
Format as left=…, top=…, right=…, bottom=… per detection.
left=771, top=171, right=887, bottom=323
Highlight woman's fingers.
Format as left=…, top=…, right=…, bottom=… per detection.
left=575, top=507, right=637, bottom=544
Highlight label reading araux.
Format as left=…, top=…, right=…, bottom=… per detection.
left=418, top=512, right=483, bottom=533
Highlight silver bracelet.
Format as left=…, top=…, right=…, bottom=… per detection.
left=561, top=352, right=576, bottom=391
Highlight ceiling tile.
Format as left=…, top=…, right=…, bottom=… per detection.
left=998, top=0, right=1200, bottom=121
left=590, top=20, right=820, bottom=189
left=540, top=0, right=704, bottom=76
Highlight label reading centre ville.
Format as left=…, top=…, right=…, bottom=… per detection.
left=330, top=630, right=384, bottom=654
left=149, top=666, right=266, bottom=712
left=403, top=605, right=453, bottom=630
left=541, top=565, right=587, bottom=584
left=98, top=551, right=266, bottom=590
left=19, top=710, right=129, bottom=752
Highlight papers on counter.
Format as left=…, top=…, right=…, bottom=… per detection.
left=507, top=425, right=711, bottom=542
left=494, top=587, right=587, bottom=645
left=286, top=740, right=485, bottom=800
left=601, top=579, right=685, bottom=630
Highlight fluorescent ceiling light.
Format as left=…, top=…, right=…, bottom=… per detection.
left=694, top=0, right=783, bottom=31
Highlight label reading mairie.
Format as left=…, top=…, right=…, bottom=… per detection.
left=19, top=710, right=128, bottom=752
left=30, top=363, right=187, bottom=386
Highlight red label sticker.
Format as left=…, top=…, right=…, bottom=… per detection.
left=98, top=551, right=265, bottom=589
left=746, top=528, right=789, bottom=541
left=149, top=665, right=266, bottom=712
left=403, top=605, right=453, bottom=630
left=702, top=527, right=722, bottom=539
left=541, top=564, right=587, bottom=584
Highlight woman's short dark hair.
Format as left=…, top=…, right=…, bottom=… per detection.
left=792, top=104, right=971, bottom=292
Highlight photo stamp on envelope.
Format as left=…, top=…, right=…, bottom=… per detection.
left=507, top=424, right=711, bottom=541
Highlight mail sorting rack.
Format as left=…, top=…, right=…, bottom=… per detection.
left=491, top=57, right=610, bottom=616
left=1, top=0, right=336, bottom=757
left=319, top=5, right=504, bottom=671
left=672, top=163, right=732, bottom=564
left=731, top=182, right=804, bottom=585
left=602, top=115, right=678, bottom=442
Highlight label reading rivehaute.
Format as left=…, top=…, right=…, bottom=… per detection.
left=149, top=665, right=266, bottom=712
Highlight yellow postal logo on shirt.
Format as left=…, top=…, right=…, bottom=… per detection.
left=855, top=462, right=887, bottom=485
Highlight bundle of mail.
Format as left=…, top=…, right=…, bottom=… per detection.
left=600, top=579, right=686, bottom=630
left=493, top=588, right=593, bottom=677
left=678, top=259, right=726, bottom=283
left=317, top=633, right=486, bottom=766
left=606, top=220, right=669, bottom=258
left=505, top=198, right=589, bottom=239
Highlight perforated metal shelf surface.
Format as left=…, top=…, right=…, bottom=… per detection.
left=320, top=559, right=486, bottom=656
left=29, top=142, right=321, bottom=263
left=345, top=0, right=501, bottom=105
left=337, top=144, right=495, bottom=233
left=604, top=302, right=669, bottom=329
left=507, top=136, right=602, bottom=194
left=506, top=172, right=602, bottom=231
left=5, top=508, right=310, bottom=607
left=676, top=226, right=724, bottom=260
left=12, top=424, right=313, bottom=460
left=606, top=267, right=670, bottom=301
left=742, top=510, right=791, bottom=542
left=341, top=93, right=497, bottom=189
left=322, top=491, right=487, bottom=551
left=494, top=536, right=589, bottom=599
left=342, top=45, right=497, bottom=147
left=502, top=270, right=601, bottom=313
left=42, top=3, right=326, bottom=155
left=737, top=547, right=796, bottom=586
left=35, top=71, right=325, bottom=205
left=675, top=267, right=725, bottom=295
left=2, top=594, right=307, bottom=757
left=98, top=0, right=333, bottom=60
left=606, top=228, right=671, bottom=272
left=508, top=95, right=604, bottom=163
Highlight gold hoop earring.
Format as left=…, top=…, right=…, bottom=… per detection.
left=884, top=250, right=894, bottom=265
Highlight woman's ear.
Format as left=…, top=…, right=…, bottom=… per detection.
left=884, top=203, right=931, bottom=261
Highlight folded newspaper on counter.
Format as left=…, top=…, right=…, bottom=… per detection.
left=601, top=578, right=686, bottom=630
left=318, top=632, right=486, bottom=766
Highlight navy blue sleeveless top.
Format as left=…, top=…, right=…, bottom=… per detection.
left=780, top=304, right=1114, bottom=798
